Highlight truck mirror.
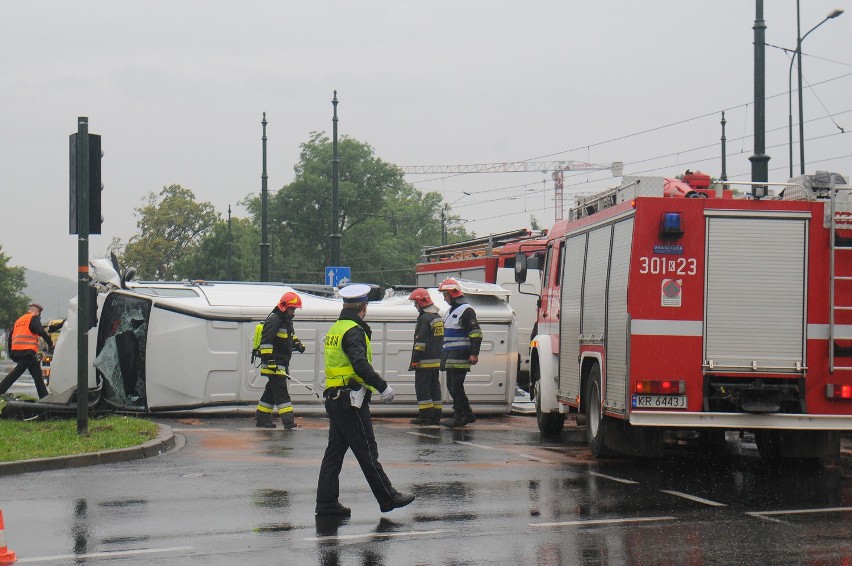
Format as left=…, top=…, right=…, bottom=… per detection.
left=514, top=252, right=528, bottom=284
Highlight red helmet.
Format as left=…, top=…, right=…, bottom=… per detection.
left=408, top=288, right=433, bottom=308
left=277, top=291, right=303, bottom=311
left=438, top=278, right=463, bottom=298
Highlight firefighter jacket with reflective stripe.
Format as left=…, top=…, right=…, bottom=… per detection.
left=441, top=299, right=482, bottom=371
left=410, top=307, right=443, bottom=369
left=258, top=309, right=303, bottom=377
left=323, top=310, right=387, bottom=395
left=10, top=312, right=51, bottom=353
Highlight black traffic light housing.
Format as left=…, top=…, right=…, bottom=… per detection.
left=69, top=133, right=103, bottom=234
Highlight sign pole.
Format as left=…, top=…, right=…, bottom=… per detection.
left=75, top=117, right=90, bottom=436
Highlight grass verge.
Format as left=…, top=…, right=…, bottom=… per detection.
left=0, top=410, right=159, bottom=462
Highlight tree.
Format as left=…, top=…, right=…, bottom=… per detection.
left=122, top=185, right=220, bottom=280
left=245, top=132, right=470, bottom=284
left=175, top=217, right=260, bottom=281
left=0, top=245, right=30, bottom=330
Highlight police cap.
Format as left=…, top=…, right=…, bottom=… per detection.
left=338, top=283, right=372, bottom=303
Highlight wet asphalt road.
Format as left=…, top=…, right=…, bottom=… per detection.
left=1, top=413, right=851, bottom=565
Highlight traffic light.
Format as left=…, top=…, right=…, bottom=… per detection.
left=69, top=132, right=103, bottom=235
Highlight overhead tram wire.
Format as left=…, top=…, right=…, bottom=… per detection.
left=412, top=104, right=852, bottom=215
left=402, top=70, right=852, bottom=190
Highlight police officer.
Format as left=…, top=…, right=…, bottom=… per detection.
left=438, top=278, right=483, bottom=428
left=255, top=291, right=305, bottom=429
left=316, top=284, right=415, bottom=516
left=0, top=303, right=53, bottom=399
left=407, top=288, right=444, bottom=425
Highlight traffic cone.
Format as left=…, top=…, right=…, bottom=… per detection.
left=0, top=507, right=16, bottom=564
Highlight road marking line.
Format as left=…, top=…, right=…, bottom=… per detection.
left=17, top=545, right=194, bottom=563
left=746, top=506, right=852, bottom=518
left=406, top=432, right=440, bottom=438
left=530, top=516, right=676, bottom=528
left=305, top=529, right=451, bottom=542
left=659, top=490, right=727, bottom=507
left=589, top=472, right=639, bottom=484
left=454, top=441, right=494, bottom=450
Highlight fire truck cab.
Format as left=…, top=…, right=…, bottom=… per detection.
left=516, top=171, right=852, bottom=459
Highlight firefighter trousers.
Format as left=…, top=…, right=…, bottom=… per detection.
left=413, top=368, right=441, bottom=410
left=257, top=372, right=293, bottom=416
left=0, top=351, right=48, bottom=399
left=445, top=367, right=472, bottom=417
left=316, top=394, right=398, bottom=508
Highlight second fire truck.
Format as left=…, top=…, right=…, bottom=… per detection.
left=515, top=171, right=852, bottom=459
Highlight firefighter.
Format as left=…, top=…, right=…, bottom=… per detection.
left=407, top=288, right=444, bottom=425
left=438, top=278, right=482, bottom=428
left=255, top=291, right=305, bottom=429
left=316, top=284, right=415, bottom=516
left=0, top=304, right=52, bottom=399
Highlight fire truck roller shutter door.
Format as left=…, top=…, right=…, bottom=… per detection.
left=605, top=219, right=634, bottom=415
left=704, top=213, right=807, bottom=372
left=559, top=234, right=586, bottom=402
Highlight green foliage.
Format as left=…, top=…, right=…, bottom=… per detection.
left=122, top=185, right=220, bottom=279
left=0, top=414, right=158, bottom=462
left=0, top=245, right=30, bottom=329
left=244, top=132, right=470, bottom=284
left=175, top=217, right=261, bottom=281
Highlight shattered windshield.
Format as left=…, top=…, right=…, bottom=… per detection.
left=94, top=294, right=151, bottom=410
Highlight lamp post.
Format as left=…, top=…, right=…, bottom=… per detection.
left=792, top=3, right=844, bottom=176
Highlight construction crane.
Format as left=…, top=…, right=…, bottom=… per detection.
left=398, top=160, right=624, bottom=221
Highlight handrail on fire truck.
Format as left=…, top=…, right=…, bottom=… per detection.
left=420, top=228, right=547, bottom=263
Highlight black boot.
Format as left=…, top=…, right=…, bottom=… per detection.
left=460, top=410, right=476, bottom=425
left=430, top=407, right=443, bottom=425
left=281, top=413, right=298, bottom=430
left=379, top=492, right=415, bottom=513
left=440, top=415, right=463, bottom=428
left=410, top=408, right=433, bottom=425
left=256, top=410, right=276, bottom=428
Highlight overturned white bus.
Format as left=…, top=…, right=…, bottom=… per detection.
left=47, top=278, right=518, bottom=414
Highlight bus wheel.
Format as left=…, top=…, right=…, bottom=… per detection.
left=535, top=379, right=565, bottom=435
left=585, top=365, right=613, bottom=457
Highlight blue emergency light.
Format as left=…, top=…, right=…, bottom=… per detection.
left=659, top=212, right=684, bottom=239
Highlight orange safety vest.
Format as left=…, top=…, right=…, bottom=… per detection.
left=11, top=312, right=39, bottom=353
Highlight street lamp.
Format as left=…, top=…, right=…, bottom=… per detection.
left=791, top=4, right=844, bottom=176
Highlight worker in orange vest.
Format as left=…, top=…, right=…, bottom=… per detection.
left=1, top=303, right=53, bottom=399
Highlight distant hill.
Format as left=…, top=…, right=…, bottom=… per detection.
left=24, top=270, right=77, bottom=321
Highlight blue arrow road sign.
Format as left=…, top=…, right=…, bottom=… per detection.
left=325, top=266, right=351, bottom=287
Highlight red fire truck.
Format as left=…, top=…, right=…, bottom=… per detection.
left=416, top=229, right=547, bottom=388
left=515, top=171, right=852, bottom=459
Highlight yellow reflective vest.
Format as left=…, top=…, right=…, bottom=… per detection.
left=323, top=319, right=377, bottom=392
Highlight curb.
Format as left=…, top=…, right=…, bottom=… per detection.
left=0, top=424, right=176, bottom=476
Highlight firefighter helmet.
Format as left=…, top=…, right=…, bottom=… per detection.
left=438, top=278, right=463, bottom=298
left=408, top=288, right=433, bottom=308
left=277, top=291, right=303, bottom=311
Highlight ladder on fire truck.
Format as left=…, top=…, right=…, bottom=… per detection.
left=420, top=228, right=545, bottom=263
left=830, top=180, right=852, bottom=373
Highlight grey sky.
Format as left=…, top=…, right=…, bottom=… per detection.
left=2, top=1, right=850, bottom=280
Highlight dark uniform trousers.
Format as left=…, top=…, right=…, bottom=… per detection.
left=0, top=351, right=49, bottom=399
left=445, top=367, right=472, bottom=416
left=316, top=392, right=397, bottom=507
